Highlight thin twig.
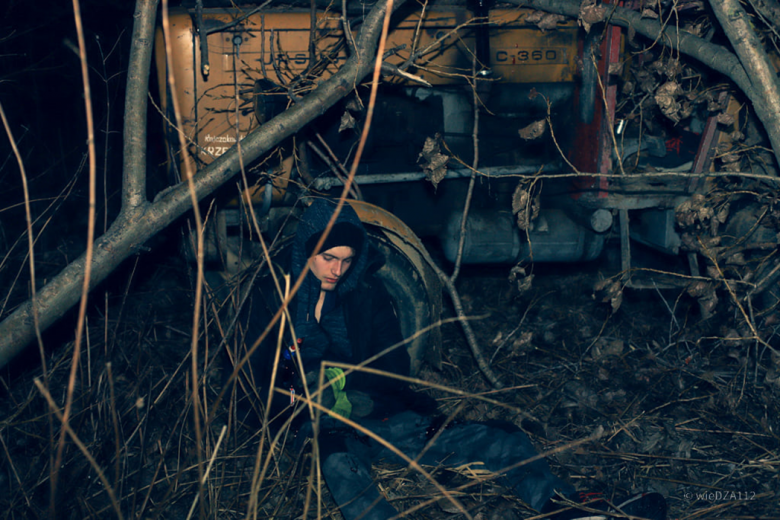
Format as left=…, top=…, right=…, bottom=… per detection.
left=53, top=0, right=99, bottom=511
left=408, top=0, right=429, bottom=61
left=161, top=1, right=207, bottom=516
left=419, top=250, right=504, bottom=388
left=308, top=137, right=363, bottom=200
left=106, top=362, right=122, bottom=489
left=450, top=58, right=480, bottom=283
left=0, top=105, right=46, bottom=373
left=651, top=280, right=681, bottom=343
left=309, top=0, right=318, bottom=69
left=185, top=425, right=228, bottom=520
left=342, top=0, right=357, bottom=55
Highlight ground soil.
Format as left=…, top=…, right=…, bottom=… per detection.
left=0, top=248, right=778, bottom=519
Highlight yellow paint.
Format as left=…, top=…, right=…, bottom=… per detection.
left=156, top=6, right=579, bottom=203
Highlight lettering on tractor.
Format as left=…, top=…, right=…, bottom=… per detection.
left=494, top=48, right=568, bottom=64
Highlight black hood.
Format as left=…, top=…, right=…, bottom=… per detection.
left=291, top=198, right=369, bottom=296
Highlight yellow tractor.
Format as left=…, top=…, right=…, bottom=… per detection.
left=154, top=0, right=739, bottom=369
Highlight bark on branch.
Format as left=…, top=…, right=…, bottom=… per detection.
left=707, top=0, right=780, bottom=163
left=122, top=0, right=157, bottom=213
left=0, top=0, right=406, bottom=369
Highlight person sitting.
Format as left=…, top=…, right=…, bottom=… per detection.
left=237, top=197, right=667, bottom=520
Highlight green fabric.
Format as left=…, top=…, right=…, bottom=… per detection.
left=324, top=367, right=352, bottom=418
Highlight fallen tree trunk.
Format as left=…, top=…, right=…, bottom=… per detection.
left=0, top=0, right=405, bottom=369
left=512, top=0, right=780, bottom=168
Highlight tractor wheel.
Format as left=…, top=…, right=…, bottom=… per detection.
left=367, top=227, right=440, bottom=376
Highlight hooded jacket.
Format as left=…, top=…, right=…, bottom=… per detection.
left=289, top=198, right=371, bottom=369
left=241, top=199, right=415, bottom=428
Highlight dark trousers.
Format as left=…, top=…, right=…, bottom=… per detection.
left=318, top=411, right=575, bottom=520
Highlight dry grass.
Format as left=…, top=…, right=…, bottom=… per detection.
left=0, top=253, right=778, bottom=519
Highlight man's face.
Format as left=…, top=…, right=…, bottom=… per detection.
left=309, top=246, right=355, bottom=291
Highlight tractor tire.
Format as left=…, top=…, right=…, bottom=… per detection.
left=366, top=227, right=439, bottom=376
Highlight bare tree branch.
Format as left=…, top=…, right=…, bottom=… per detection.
left=707, top=0, right=780, bottom=163
left=122, top=0, right=158, bottom=213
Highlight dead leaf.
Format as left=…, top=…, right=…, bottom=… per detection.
left=641, top=8, right=659, bottom=18
left=686, top=281, right=710, bottom=298
left=511, top=181, right=540, bottom=230
left=602, top=389, right=626, bottom=403
left=679, top=100, right=694, bottom=120
left=427, top=155, right=449, bottom=184
left=338, top=111, right=356, bottom=132
left=345, top=97, right=363, bottom=112
left=593, top=278, right=623, bottom=312
left=509, top=264, right=535, bottom=294
left=515, top=274, right=534, bottom=294
left=720, top=153, right=742, bottom=171
left=700, top=292, right=719, bottom=314
left=511, top=332, right=534, bottom=353
left=610, top=290, right=623, bottom=312
left=536, top=13, right=566, bottom=31
left=662, top=59, right=683, bottom=78
left=518, top=119, right=546, bottom=140
left=634, top=68, right=658, bottom=93
left=525, top=10, right=545, bottom=23
left=655, top=81, right=683, bottom=122
left=729, top=130, right=745, bottom=142
left=608, top=62, right=623, bottom=75
left=511, top=186, right=529, bottom=215
left=418, top=134, right=449, bottom=188
left=676, top=193, right=715, bottom=231
left=593, top=277, right=609, bottom=292
left=717, top=112, right=735, bottom=126
left=715, top=203, right=730, bottom=224
left=579, top=0, right=607, bottom=32
left=639, top=431, right=665, bottom=453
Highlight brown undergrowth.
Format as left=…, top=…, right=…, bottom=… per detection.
left=0, top=253, right=778, bottom=519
